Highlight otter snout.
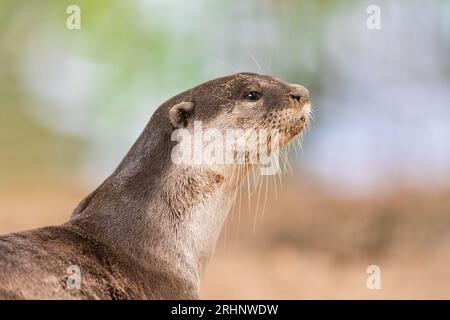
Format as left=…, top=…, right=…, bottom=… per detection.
left=289, top=84, right=310, bottom=104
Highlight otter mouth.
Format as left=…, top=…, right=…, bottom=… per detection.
left=288, top=114, right=308, bottom=135
left=279, top=102, right=311, bottom=143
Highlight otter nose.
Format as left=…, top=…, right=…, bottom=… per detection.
left=289, top=84, right=309, bottom=102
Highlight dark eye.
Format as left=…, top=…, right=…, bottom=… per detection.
left=247, top=91, right=262, bottom=101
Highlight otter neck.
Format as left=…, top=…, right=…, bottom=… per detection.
left=69, top=140, right=244, bottom=292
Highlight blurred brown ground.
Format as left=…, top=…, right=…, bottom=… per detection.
left=2, top=175, right=450, bottom=299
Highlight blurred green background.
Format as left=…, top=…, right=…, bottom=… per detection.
left=1, top=0, right=450, bottom=298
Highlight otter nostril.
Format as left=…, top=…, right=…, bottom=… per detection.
left=289, top=84, right=310, bottom=102
left=290, top=94, right=301, bottom=102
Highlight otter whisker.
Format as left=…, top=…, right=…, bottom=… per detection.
left=293, top=136, right=300, bottom=158
left=266, top=59, right=272, bottom=74
left=309, top=108, right=317, bottom=124
left=249, top=53, right=263, bottom=73
left=236, top=164, right=243, bottom=240
left=229, top=163, right=238, bottom=222
left=275, top=149, right=288, bottom=193
left=298, top=134, right=305, bottom=154
left=253, top=170, right=263, bottom=231
left=276, top=154, right=284, bottom=189
left=297, top=138, right=303, bottom=155
left=258, top=174, right=269, bottom=228
left=286, top=148, right=294, bottom=173
left=223, top=204, right=228, bottom=250
left=246, top=164, right=252, bottom=222
left=280, top=149, right=293, bottom=175
left=249, top=165, right=260, bottom=197
left=286, top=143, right=293, bottom=173
left=279, top=149, right=286, bottom=173
left=271, top=170, right=279, bottom=199
left=218, top=59, right=240, bottom=74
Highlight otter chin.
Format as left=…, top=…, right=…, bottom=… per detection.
left=0, top=73, right=312, bottom=299
left=286, top=101, right=311, bottom=139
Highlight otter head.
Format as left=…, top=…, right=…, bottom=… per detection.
left=160, top=72, right=312, bottom=264
left=167, top=72, right=311, bottom=176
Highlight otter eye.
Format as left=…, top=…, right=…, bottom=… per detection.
left=247, top=91, right=262, bottom=101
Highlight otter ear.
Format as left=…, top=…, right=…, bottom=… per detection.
left=169, top=101, right=194, bottom=128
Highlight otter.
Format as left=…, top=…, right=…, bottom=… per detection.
left=0, top=73, right=311, bottom=299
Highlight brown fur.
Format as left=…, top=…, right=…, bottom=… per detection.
left=0, top=73, right=310, bottom=299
